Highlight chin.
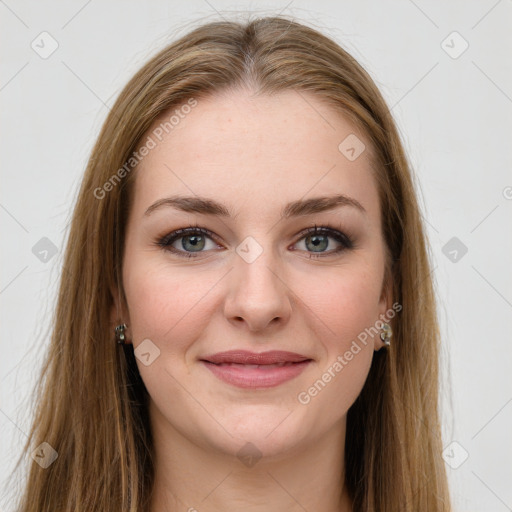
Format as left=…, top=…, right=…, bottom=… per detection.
left=211, top=408, right=314, bottom=461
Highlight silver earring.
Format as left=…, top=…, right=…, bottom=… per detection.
left=380, top=323, right=392, bottom=347
left=115, top=324, right=127, bottom=344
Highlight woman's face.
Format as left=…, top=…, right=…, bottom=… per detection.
left=115, top=88, right=391, bottom=459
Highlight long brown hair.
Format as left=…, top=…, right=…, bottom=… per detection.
left=16, top=15, right=451, bottom=511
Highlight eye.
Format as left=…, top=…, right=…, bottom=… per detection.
left=293, top=224, right=354, bottom=259
left=156, top=225, right=221, bottom=259
left=156, top=223, right=354, bottom=259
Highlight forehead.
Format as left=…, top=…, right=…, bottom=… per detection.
left=131, top=88, right=380, bottom=225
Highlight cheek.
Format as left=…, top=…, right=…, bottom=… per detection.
left=296, top=271, right=378, bottom=419
left=122, top=258, right=216, bottom=405
left=295, top=263, right=381, bottom=404
left=329, top=278, right=379, bottom=342
left=299, top=262, right=383, bottom=346
left=122, top=255, right=217, bottom=351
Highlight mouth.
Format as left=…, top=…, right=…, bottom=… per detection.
left=199, top=350, right=313, bottom=389
left=201, top=350, right=311, bottom=365
left=207, top=362, right=302, bottom=368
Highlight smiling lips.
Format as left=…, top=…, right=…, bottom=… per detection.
left=200, top=350, right=313, bottom=388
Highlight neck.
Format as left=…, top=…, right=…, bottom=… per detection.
left=149, top=406, right=353, bottom=512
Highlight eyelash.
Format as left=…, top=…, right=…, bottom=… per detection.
left=155, top=223, right=354, bottom=259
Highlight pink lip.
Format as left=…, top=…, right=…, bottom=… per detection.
left=200, top=350, right=312, bottom=389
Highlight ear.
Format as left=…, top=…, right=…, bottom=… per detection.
left=374, top=266, right=393, bottom=352
left=110, top=283, right=132, bottom=344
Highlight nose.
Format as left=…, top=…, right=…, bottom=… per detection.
left=223, top=247, right=292, bottom=333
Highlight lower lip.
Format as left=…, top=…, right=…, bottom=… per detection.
left=201, top=361, right=312, bottom=389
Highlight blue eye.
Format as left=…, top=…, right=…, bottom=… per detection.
left=294, top=225, right=353, bottom=258
left=156, top=224, right=354, bottom=259
left=156, top=226, right=220, bottom=258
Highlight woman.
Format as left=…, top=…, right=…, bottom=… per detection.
left=17, top=15, right=452, bottom=512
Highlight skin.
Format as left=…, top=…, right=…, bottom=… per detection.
left=111, top=87, right=392, bottom=512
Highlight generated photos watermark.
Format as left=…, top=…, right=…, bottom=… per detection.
left=297, top=301, right=402, bottom=405
left=93, top=97, right=198, bottom=200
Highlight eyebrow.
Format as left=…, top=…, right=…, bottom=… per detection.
left=144, top=194, right=366, bottom=218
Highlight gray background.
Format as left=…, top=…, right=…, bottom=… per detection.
left=1, top=1, right=511, bottom=510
